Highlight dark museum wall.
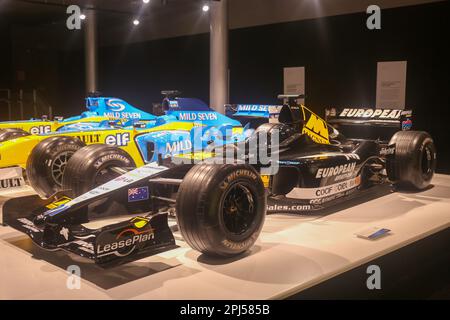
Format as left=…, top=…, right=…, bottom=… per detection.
left=0, top=22, right=12, bottom=120
left=0, top=22, right=11, bottom=84
left=66, top=1, right=447, bottom=172
left=2, top=1, right=449, bottom=172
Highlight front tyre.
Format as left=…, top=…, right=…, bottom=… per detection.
left=27, top=136, right=86, bottom=198
left=387, top=131, right=436, bottom=190
left=62, top=144, right=136, bottom=198
left=176, top=164, right=266, bottom=257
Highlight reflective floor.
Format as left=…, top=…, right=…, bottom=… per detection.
left=0, top=175, right=449, bottom=299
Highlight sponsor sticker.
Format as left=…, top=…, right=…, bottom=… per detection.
left=178, top=112, right=218, bottom=121
left=65, top=163, right=168, bottom=207
left=169, top=101, right=179, bottom=108
left=128, top=187, right=149, bottom=202
left=261, top=175, right=270, bottom=188
left=75, top=134, right=101, bottom=144
left=380, top=146, right=395, bottom=156
left=97, top=225, right=155, bottom=258
left=165, top=140, right=192, bottom=156
left=316, top=162, right=357, bottom=179
left=106, top=99, right=126, bottom=112
left=30, top=125, right=51, bottom=135
left=286, top=176, right=361, bottom=200
left=339, top=108, right=403, bottom=119
left=45, top=204, right=70, bottom=217
left=237, top=105, right=269, bottom=112
left=303, top=113, right=330, bottom=144
left=402, top=119, right=412, bottom=130
left=0, top=167, right=25, bottom=190
left=105, top=132, right=131, bottom=146
left=46, top=196, right=72, bottom=209
left=266, top=204, right=312, bottom=212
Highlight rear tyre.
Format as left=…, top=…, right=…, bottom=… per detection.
left=387, top=131, right=436, bottom=190
left=176, top=164, right=266, bottom=257
left=0, top=128, right=30, bottom=142
left=27, top=136, right=86, bottom=198
left=62, top=144, right=136, bottom=198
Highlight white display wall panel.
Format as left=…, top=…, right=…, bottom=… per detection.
left=0, top=175, right=449, bottom=300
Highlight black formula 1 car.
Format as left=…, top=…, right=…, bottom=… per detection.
left=2, top=95, right=437, bottom=265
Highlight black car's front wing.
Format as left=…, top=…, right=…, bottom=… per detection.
left=8, top=212, right=176, bottom=266
left=3, top=163, right=180, bottom=266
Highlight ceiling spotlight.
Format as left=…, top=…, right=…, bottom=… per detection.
left=80, top=14, right=86, bottom=20
left=133, top=19, right=140, bottom=26
left=202, top=4, right=210, bottom=12
left=142, top=0, right=150, bottom=3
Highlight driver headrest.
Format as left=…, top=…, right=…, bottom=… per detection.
left=278, top=104, right=303, bottom=125
left=162, top=98, right=170, bottom=112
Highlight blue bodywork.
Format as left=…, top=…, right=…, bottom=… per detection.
left=133, top=97, right=252, bottom=162
left=226, top=104, right=282, bottom=119
left=37, top=96, right=253, bottom=163
left=135, top=124, right=253, bottom=163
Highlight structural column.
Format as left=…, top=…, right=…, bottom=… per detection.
left=85, top=9, right=98, bottom=94
left=209, top=0, right=229, bottom=113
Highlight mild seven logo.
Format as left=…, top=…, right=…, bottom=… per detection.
left=106, top=99, right=126, bottom=112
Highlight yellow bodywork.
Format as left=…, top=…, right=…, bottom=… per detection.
left=300, top=105, right=331, bottom=144
left=0, top=116, right=113, bottom=135
left=0, top=121, right=204, bottom=170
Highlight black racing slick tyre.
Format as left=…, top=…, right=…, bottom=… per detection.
left=176, top=164, right=266, bottom=257
left=62, top=144, right=136, bottom=198
left=27, top=136, right=86, bottom=198
left=387, top=131, right=436, bottom=190
left=0, top=128, right=30, bottom=142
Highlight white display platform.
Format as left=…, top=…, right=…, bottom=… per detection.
left=0, top=175, right=449, bottom=300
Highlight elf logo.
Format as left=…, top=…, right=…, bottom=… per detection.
left=30, top=125, right=51, bottom=135
left=105, top=133, right=130, bottom=146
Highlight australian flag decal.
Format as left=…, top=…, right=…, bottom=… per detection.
left=128, top=187, right=149, bottom=202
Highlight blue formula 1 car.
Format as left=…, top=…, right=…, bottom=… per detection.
left=0, top=94, right=156, bottom=142
left=4, top=91, right=252, bottom=198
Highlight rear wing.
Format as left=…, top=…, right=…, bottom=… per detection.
left=226, top=104, right=283, bottom=119
left=225, top=104, right=283, bottom=128
left=325, top=108, right=413, bottom=141
left=225, top=95, right=305, bottom=121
